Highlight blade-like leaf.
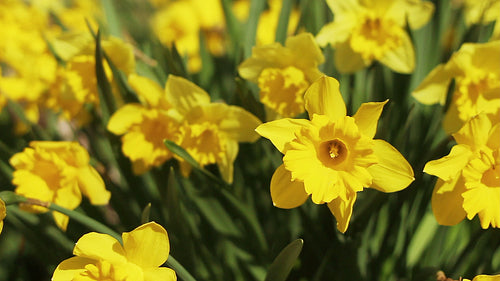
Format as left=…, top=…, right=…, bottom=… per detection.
left=140, top=203, right=151, bottom=224
left=265, top=239, right=303, bottom=281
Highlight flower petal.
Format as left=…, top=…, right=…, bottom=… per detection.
left=255, top=118, right=311, bottom=153
left=123, top=222, right=170, bottom=268
left=378, top=31, right=415, bottom=74
left=424, top=144, right=472, bottom=182
left=77, top=166, right=111, bottom=205
left=52, top=256, right=95, bottom=281
left=238, top=43, right=283, bottom=82
left=431, top=178, right=467, bottom=226
left=270, top=164, right=308, bottom=209
left=315, top=21, right=353, bottom=47
left=353, top=100, right=388, bottom=139
left=285, top=33, right=325, bottom=72
left=411, top=64, right=453, bottom=105
left=334, top=41, right=368, bottom=73
left=462, top=186, right=500, bottom=229
left=144, top=267, right=177, bottom=281
left=304, top=76, right=346, bottom=121
left=452, top=113, right=492, bottom=148
left=165, top=75, right=210, bottom=116
left=327, top=190, right=357, bottom=233
left=53, top=212, right=70, bottom=231
left=368, top=139, right=414, bottom=192
left=218, top=105, right=262, bottom=142
left=128, top=74, right=167, bottom=109
left=73, top=232, right=127, bottom=264
left=107, top=104, right=145, bottom=135
left=217, top=140, right=239, bottom=184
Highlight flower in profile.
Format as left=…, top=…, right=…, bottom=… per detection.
left=464, top=274, right=500, bottom=281
left=424, top=113, right=500, bottom=229
left=238, top=33, right=324, bottom=119
left=412, top=40, right=500, bottom=134
left=256, top=76, right=414, bottom=232
left=0, top=198, right=6, bottom=235
left=316, top=0, right=434, bottom=73
left=9, top=141, right=110, bottom=230
left=108, top=74, right=181, bottom=174
left=165, top=75, right=262, bottom=183
left=52, top=221, right=176, bottom=281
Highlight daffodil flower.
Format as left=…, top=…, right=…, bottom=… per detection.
left=462, top=0, right=500, bottom=40
left=239, top=33, right=324, bottom=119
left=316, top=0, right=434, bottom=73
left=424, top=113, right=500, bottom=229
left=256, top=76, right=414, bottom=232
left=165, top=75, right=262, bottom=183
left=52, top=222, right=176, bottom=281
left=108, top=74, right=181, bottom=175
left=412, top=40, right=500, bottom=133
left=9, top=141, right=110, bottom=230
left=464, top=273, right=500, bottom=281
left=0, top=199, right=6, bottom=235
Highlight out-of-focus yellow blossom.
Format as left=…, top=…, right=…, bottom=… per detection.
left=424, top=114, right=500, bottom=229
left=464, top=274, right=500, bottom=281
left=239, top=33, right=324, bottom=119
left=108, top=74, right=181, bottom=174
left=316, top=0, right=434, bottom=73
left=233, top=0, right=301, bottom=46
left=165, top=75, right=262, bottom=183
left=52, top=221, right=177, bottom=281
left=9, top=141, right=110, bottom=230
left=412, top=41, right=500, bottom=133
left=48, top=33, right=136, bottom=125
left=256, top=76, right=414, bottom=232
left=152, top=1, right=202, bottom=72
left=462, top=0, right=500, bottom=40
left=0, top=199, right=6, bottom=235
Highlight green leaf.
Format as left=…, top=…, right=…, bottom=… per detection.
left=275, top=0, right=293, bottom=44
left=244, top=0, right=266, bottom=58
left=140, top=203, right=152, bottom=224
left=406, top=212, right=439, bottom=267
left=265, top=239, right=303, bottom=281
left=94, top=30, right=115, bottom=124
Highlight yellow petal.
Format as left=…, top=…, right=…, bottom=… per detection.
left=327, top=190, right=357, bottom=233
left=452, top=113, right=491, bottom=148
left=217, top=140, right=239, bottom=184
left=368, top=139, right=414, bottom=192
left=270, top=164, right=308, bottom=209
left=462, top=186, right=500, bottom=229
left=73, top=232, right=127, bottom=264
left=442, top=100, right=464, bottom=134
left=255, top=118, right=311, bottom=153
left=334, top=41, right=368, bottom=73
left=77, top=166, right=110, bottom=205
left=411, top=64, right=453, bottom=105
left=378, top=31, right=415, bottom=74
left=471, top=274, right=500, bottom=281
left=107, top=104, right=145, bottom=135
left=424, top=144, right=472, bottom=182
left=487, top=123, right=500, bottom=149
left=53, top=212, right=70, bottom=231
left=123, top=222, right=170, bottom=268
left=128, top=74, right=167, bottom=109
left=165, top=75, right=210, bottom=116
left=144, top=268, right=177, bottom=281
left=353, top=100, right=388, bottom=139
left=304, top=76, right=346, bottom=120
left=316, top=21, right=353, bottom=47
left=405, top=0, right=435, bottom=29
left=238, top=43, right=283, bottom=82
left=52, top=256, right=95, bottom=281
left=285, top=33, right=325, bottom=70
left=102, top=37, right=136, bottom=75
left=431, top=178, right=467, bottom=226
left=218, top=105, right=262, bottom=143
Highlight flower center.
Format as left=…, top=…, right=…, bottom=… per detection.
left=350, top=14, right=403, bottom=61
left=258, top=66, right=309, bottom=117
left=320, top=139, right=348, bottom=166
left=481, top=150, right=500, bottom=188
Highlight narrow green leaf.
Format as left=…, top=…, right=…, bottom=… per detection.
left=140, top=203, right=152, bottom=224
left=406, top=212, right=439, bottom=267
left=101, top=0, right=122, bottom=38
left=275, top=0, right=293, bottom=44
left=94, top=30, right=115, bottom=124
left=265, top=239, right=304, bottom=281
left=244, top=0, right=266, bottom=58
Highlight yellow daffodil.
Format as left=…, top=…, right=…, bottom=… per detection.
left=0, top=199, right=6, bottom=235
left=462, top=0, right=500, bottom=40
left=316, top=0, right=434, bottom=73
left=52, top=221, right=176, bottom=281
left=48, top=33, right=136, bottom=125
left=108, top=74, right=181, bottom=175
left=424, top=114, right=500, bottom=229
left=464, top=274, right=500, bottom=281
left=256, top=76, right=414, bottom=232
left=9, top=141, right=110, bottom=230
left=412, top=41, right=500, bottom=134
left=238, top=33, right=324, bottom=119
left=165, top=75, right=262, bottom=183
